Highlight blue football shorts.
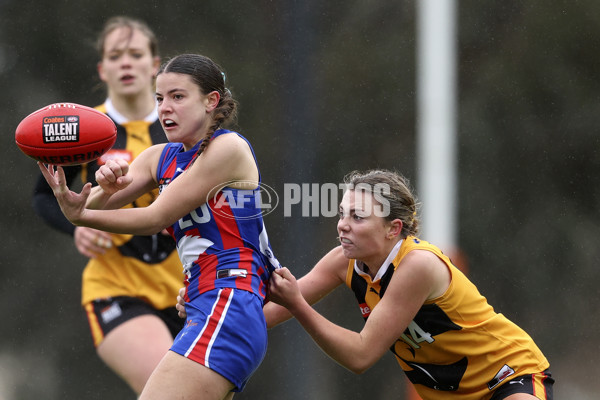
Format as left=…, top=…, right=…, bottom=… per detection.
left=170, top=287, right=268, bottom=392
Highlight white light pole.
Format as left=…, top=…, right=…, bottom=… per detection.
left=416, top=0, right=458, bottom=255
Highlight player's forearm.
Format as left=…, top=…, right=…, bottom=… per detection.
left=85, top=186, right=113, bottom=210
left=265, top=279, right=332, bottom=328
left=85, top=183, right=146, bottom=211
left=264, top=302, right=294, bottom=328
left=287, top=299, right=374, bottom=374
left=75, top=207, right=166, bottom=235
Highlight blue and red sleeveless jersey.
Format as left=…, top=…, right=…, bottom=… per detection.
left=156, top=129, right=281, bottom=303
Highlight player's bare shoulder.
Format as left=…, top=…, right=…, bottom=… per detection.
left=206, top=132, right=257, bottom=183
left=317, top=246, right=349, bottom=281
left=209, top=131, right=252, bottom=156
left=125, top=143, right=169, bottom=183
left=398, top=249, right=451, bottom=299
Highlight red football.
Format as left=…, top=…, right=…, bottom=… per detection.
left=15, top=102, right=117, bottom=166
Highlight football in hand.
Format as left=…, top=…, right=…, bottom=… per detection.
left=15, top=102, right=117, bottom=165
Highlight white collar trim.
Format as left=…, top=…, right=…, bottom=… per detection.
left=104, top=98, right=158, bottom=125
left=353, top=239, right=404, bottom=281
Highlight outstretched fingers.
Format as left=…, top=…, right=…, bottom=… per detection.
left=37, top=162, right=92, bottom=224
left=37, top=162, right=64, bottom=193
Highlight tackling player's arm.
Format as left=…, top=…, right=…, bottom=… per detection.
left=269, top=250, right=450, bottom=374
left=264, top=246, right=347, bottom=328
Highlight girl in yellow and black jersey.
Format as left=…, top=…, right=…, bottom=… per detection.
left=266, top=169, right=554, bottom=400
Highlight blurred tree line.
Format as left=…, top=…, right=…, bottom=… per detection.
left=0, top=0, right=598, bottom=398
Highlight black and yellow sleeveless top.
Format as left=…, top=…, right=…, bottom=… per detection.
left=80, top=102, right=183, bottom=309
left=345, top=236, right=549, bottom=400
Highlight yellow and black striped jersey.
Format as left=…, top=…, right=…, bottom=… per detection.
left=345, top=236, right=549, bottom=400
left=80, top=101, right=183, bottom=309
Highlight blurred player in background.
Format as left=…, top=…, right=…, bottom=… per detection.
left=266, top=169, right=554, bottom=400
left=32, top=16, right=184, bottom=395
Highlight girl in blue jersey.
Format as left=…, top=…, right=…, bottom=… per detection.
left=33, top=16, right=184, bottom=395
left=39, top=53, right=280, bottom=400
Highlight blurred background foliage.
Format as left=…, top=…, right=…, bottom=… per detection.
left=0, top=0, right=598, bottom=398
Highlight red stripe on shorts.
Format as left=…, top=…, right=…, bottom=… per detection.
left=533, top=371, right=549, bottom=400
left=186, top=288, right=233, bottom=365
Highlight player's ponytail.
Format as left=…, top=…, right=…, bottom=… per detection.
left=197, top=85, right=238, bottom=156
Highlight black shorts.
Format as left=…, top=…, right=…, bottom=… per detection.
left=490, top=370, right=554, bottom=400
left=84, top=296, right=184, bottom=347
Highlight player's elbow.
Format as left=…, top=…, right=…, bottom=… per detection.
left=142, top=222, right=170, bottom=236
left=347, top=362, right=371, bottom=375
left=141, top=209, right=173, bottom=235
left=344, top=356, right=377, bottom=375
left=132, top=214, right=170, bottom=236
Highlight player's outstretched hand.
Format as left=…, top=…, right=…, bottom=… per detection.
left=176, top=287, right=187, bottom=319
left=95, top=159, right=132, bottom=195
left=268, top=267, right=304, bottom=310
left=38, top=162, right=91, bottom=225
